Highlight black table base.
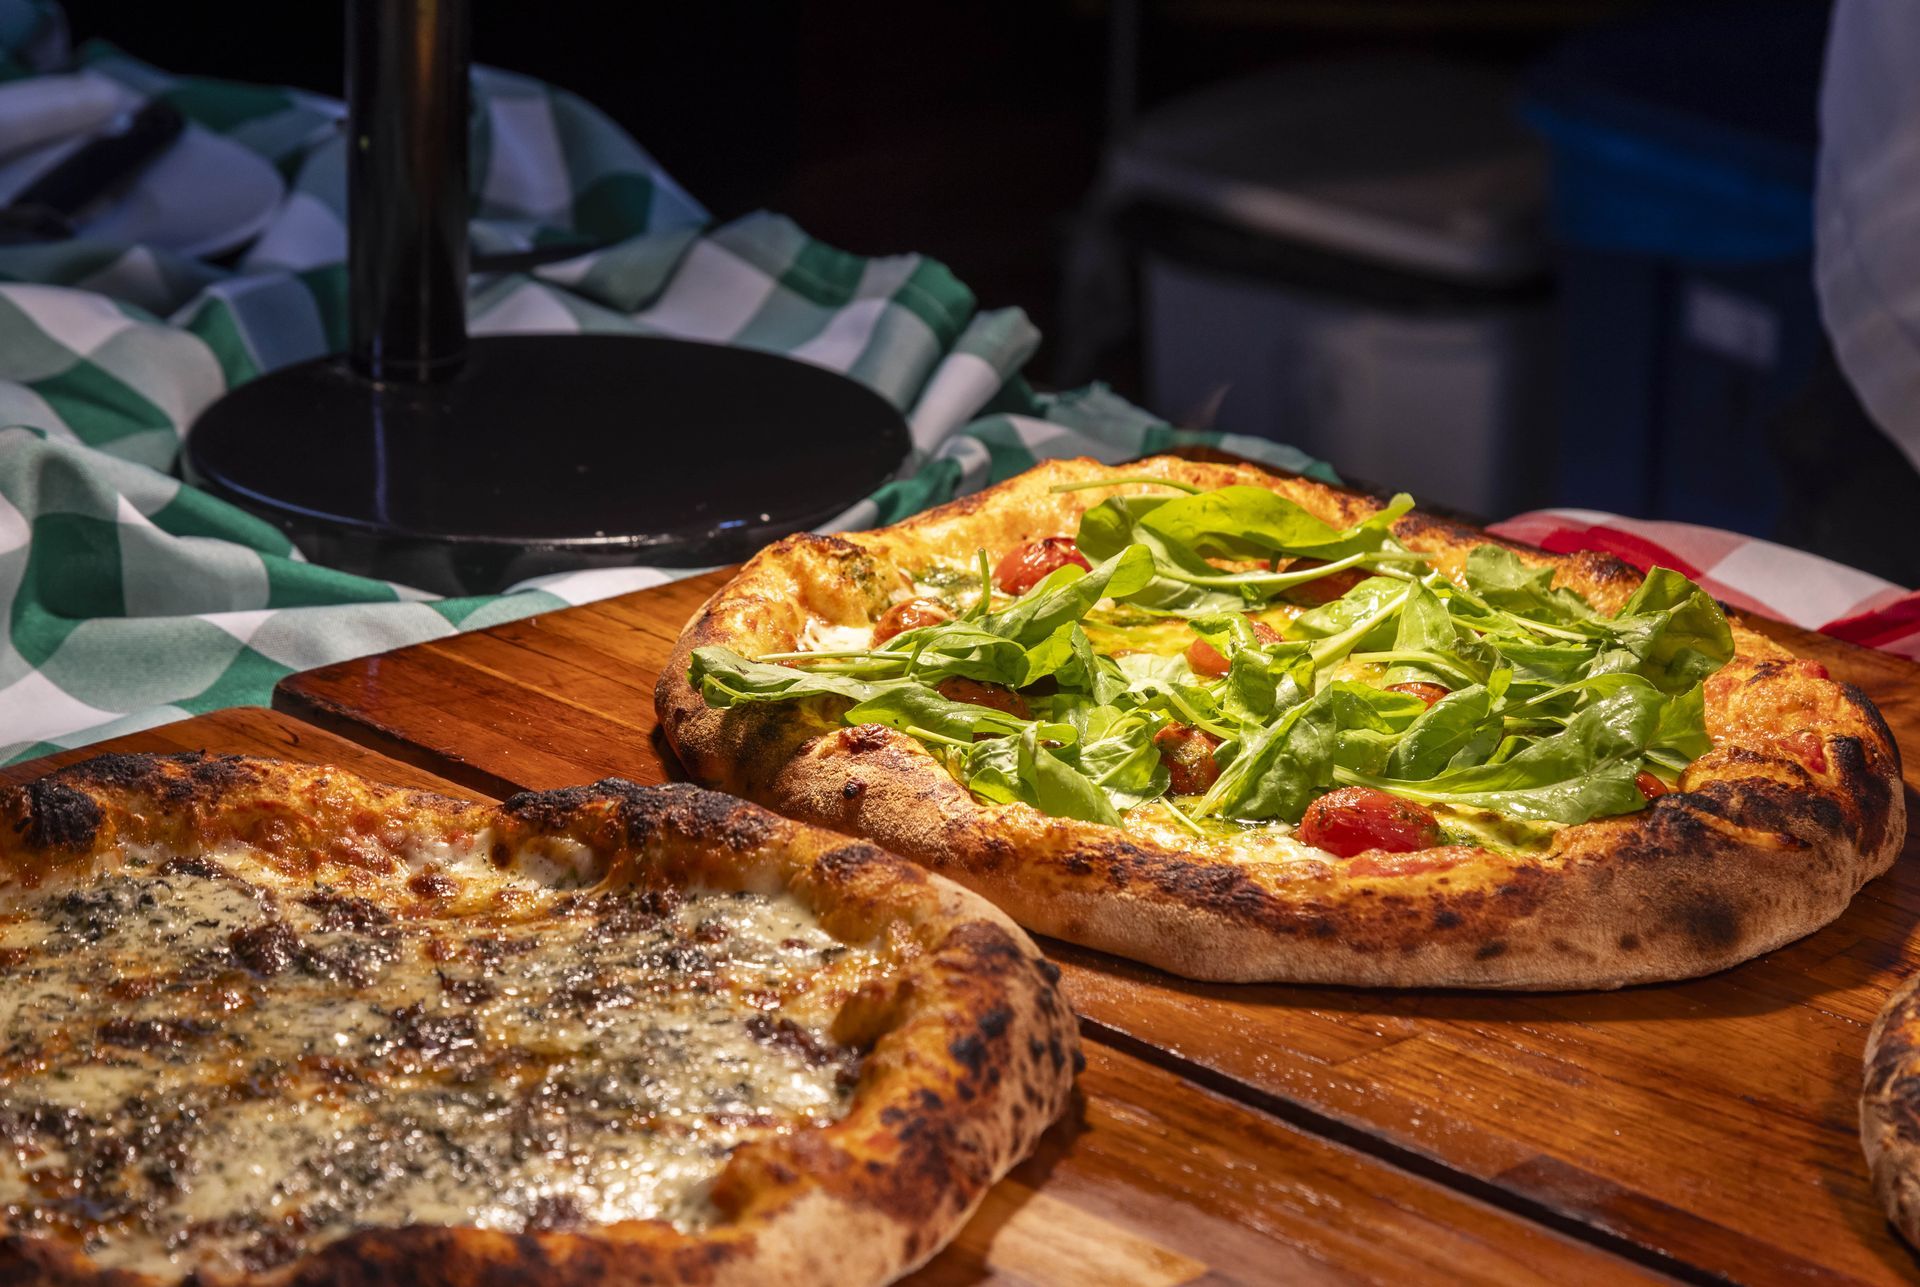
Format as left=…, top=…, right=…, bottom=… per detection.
left=184, top=334, right=910, bottom=596
left=183, top=0, right=910, bottom=597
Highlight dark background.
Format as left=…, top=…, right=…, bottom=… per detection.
left=58, top=0, right=1629, bottom=387
left=65, top=0, right=1907, bottom=579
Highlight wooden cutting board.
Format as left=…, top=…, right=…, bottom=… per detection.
left=278, top=563, right=1920, bottom=1284
left=0, top=707, right=1663, bottom=1286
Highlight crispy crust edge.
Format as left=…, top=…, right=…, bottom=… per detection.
left=655, top=455, right=1908, bottom=988
left=0, top=752, right=1082, bottom=1287
left=1864, top=974, right=1920, bottom=1249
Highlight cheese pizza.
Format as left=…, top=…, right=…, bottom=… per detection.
left=0, top=753, right=1078, bottom=1284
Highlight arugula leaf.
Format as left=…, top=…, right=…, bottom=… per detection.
left=1218, top=638, right=1296, bottom=729
left=979, top=544, right=1156, bottom=647
left=691, top=645, right=886, bottom=709
left=1015, top=621, right=1081, bottom=685
left=1194, top=685, right=1344, bottom=822
left=1322, top=681, right=1428, bottom=776
left=1183, top=616, right=1313, bottom=729
left=964, top=701, right=1168, bottom=820
left=844, top=686, right=1054, bottom=745
left=1505, top=672, right=1712, bottom=776
left=1077, top=491, right=1420, bottom=611
left=803, top=544, right=1157, bottom=692
left=1376, top=579, right=1474, bottom=688
left=691, top=646, right=1055, bottom=745
left=1323, top=680, right=1428, bottom=732
left=883, top=619, right=1029, bottom=686
left=1017, top=724, right=1121, bottom=821
left=1184, top=612, right=1251, bottom=661
left=1464, top=546, right=1596, bottom=624
left=1587, top=567, right=1734, bottom=693
left=1076, top=494, right=1171, bottom=562
left=964, top=725, right=1123, bottom=825
left=1341, top=678, right=1670, bottom=823
left=1390, top=577, right=1457, bottom=648
left=1346, top=758, right=1645, bottom=825
left=1136, top=486, right=1416, bottom=562
left=1486, top=636, right=1599, bottom=690
left=1075, top=706, right=1172, bottom=811
left=1110, top=649, right=1198, bottom=690
left=1109, top=652, right=1236, bottom=738
left=1648, top=682, right=1711, bottom=769
left=1287, top=577, right=1410, bottom=643
left=1286, top=577, right=1414, bottom=670
left=1042, top=626, right=1130, bottom=706
left=1384, top=674, right=1509, bottom=780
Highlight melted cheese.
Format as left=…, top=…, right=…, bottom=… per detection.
left=1118, top=803, right=1335, bottom=875
left=797, top=620, right=876, bottom=654
left=1079, top=615, right=1196, bottom=659
left=0, top=854, right=885, bottom=1279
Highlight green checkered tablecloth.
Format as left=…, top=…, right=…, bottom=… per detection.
left=0, top=3, right=1330, bottom=764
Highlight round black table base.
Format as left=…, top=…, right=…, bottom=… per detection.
left=183, top=335, right=911, bottom=596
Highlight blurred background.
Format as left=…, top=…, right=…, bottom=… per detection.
left=66, top=0, right=1861, bottom=560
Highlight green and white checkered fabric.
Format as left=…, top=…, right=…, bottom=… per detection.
left=0, top=4, right=1330, bottom=763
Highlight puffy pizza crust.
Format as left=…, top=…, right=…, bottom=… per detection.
left=656, top=456, right=1907, bottom=988
left=1864, top=974, right=1920, bottom=1250
left=0, top=753, right=1081, bottom=1287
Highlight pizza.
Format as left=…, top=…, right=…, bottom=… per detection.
left=657, top=455, right=1905, bottom=988
left=0, top=753, right=1079, bottom=1285
left=1864, top=975, right=1920, bottom=1248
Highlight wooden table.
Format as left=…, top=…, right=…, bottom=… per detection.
left=263, top=568, right=1920, bottom=1284
left=3, top=708, right=1655, bottom=1286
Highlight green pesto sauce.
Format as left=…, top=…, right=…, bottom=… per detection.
left=1431, top=804, right=1561, bottom=856
left=1081, top=614, right=1199, bottom=658
left=1170, top=803, right=1276, bottom=840
left=913, top=563, right=979, bottom=590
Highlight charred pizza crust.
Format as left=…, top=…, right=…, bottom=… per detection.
left=656, top=456, right=1906, bottom=988
left=0, top=753, right=1080, bottom=1286
left=1864, top=974, right=1920, bottom=1248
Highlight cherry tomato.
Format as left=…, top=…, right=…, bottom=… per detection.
left=1796, top=660, right=1831, bottom=681
left=1185, top=617, right=1285, bottom=678
left=1386, top=681, right=1450, bottom=709
left=871, top=597, right=952, bottom=645
left=1184, top=638, right=1228, bottom=677
left=1777, top=729, right=1828, bottom=775
left=1298, top=786, right=1442, bottom=858
left=1634, top=771, right=1670, bottom=800
left=1152, top=722, right=1224, bottom=795
left=1284, top=562, right=1370, bottom=605
left=993, top=537, right=1091, bottom=596
left=934, top=677, right=1031, bottom=720
left=1345, top=845, right=1476, bottom=878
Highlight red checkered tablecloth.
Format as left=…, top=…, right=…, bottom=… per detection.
left=1487, top=510, right=1920, bottom=660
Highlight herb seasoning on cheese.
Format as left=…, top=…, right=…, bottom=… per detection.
left=0, top=851, right=883, bottom=1279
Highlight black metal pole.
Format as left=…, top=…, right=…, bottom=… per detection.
left=347, top=0, right=469, bottom=383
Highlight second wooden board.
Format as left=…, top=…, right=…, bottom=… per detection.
left=277, top=572, right=1920, bottom=1283
left=0, top=708, right=1659, bottom=1287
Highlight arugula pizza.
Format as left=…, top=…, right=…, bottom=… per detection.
left=658, top=456, right=1905, bottom=988
left=0, top=754, right=1078, bottom=1285
left=1863, top=973, right=1920, bottom=1248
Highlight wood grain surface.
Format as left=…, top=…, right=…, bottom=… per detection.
left=275, top=561, right=1920, bottom=1283
left=0, top=708, right=1662, bottom=1287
